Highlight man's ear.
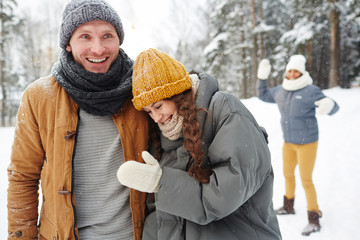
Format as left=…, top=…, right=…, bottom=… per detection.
left=66, top=45, right=72, bottom=52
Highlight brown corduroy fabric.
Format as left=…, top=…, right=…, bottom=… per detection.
left=132, top=48, right=192, bottom=110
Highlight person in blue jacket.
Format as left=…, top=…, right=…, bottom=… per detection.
left=256, top=54, right=339, bottom=236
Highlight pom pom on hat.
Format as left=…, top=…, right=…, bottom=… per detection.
left=285, top=54, right=307, bottom=74
left=132, top=48, right=192, bottom=111
left=59, top=0, right=124, bottom=49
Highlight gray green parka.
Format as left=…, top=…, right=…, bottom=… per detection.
left=142, top=72, right=282, bottom=240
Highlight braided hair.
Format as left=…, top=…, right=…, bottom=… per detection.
left=150, top=88, right=213, bottom=183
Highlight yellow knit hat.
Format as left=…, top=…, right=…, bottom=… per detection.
left=132, top=48, right=192, bottom=110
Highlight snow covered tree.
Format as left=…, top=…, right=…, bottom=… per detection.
left=328, top=0, right=341, bottom=88
left=1, top=0, right=63, bottom=125
left=203, top=0, right=254, bottom=98
left=18, top=0, right=62, bottom=84
left=0, top=0, right=21, bottom=126
left=257, top=0, right=287, bottom=87
left=167, top=0, right=210, bottom=72
left=264, top=0, right=356, bottom=89
left=201, top=0, right=357, bottom=96
left=337, top=0, right=360, bottom=87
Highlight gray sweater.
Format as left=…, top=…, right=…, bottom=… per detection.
left=73, top=110, right=133, bottom=240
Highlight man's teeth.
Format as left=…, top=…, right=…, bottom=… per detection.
left=88, top=58, right=106, bottom=63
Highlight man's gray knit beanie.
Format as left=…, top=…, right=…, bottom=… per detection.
left=59, top=0, right=124, bottom=49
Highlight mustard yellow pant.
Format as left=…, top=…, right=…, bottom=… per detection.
left=282, top=141, right=319, bottom=212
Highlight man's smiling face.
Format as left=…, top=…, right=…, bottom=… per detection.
left=66, top=20, right=120, bottom=73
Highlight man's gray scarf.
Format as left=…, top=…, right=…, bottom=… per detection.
left=52, top=49, right=133, bottom=116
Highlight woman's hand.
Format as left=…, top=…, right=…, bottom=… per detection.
left=117, top=151, right=162, bottom=193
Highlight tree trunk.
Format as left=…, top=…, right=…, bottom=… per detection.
left=259, top=0, right=264, bottom=60
left=250, top=0, right=258, bottom=95
left=0, top=0, right=7, bottom=127
left=307, top=39, right=314, bottom=79
left=329, top=6, right=340, bottom=88
left=240, top=15, right=247, bottom=98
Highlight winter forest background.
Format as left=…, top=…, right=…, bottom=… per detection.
left=0, top=0, right=360, bottom=127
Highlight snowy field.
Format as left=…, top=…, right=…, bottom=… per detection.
left=1, top=86, right=359, bottom=239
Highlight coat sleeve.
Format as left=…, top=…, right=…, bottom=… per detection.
left=256, top=79, right=278, bottom=103
left=155, top=93, right=272, bottom=225
left=311, top=86, right=340, bottom=115
left=7, top=89, right=44, bottom=239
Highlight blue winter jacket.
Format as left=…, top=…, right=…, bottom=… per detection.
left=257, top=79, right=339, bottom=144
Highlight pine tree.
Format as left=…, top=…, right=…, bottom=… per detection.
left=203, top=0, right=254, bottom=98
left=0, top=0, right=20, bottom=126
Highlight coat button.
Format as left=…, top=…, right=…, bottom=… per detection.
left=53, top=237, right=57, bottom=240
left=15, top=231, right=22, bottom=237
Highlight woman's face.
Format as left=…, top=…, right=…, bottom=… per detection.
left=143, top=100, right=177, bottom=123
left=286, top=69, right=302, bottom=80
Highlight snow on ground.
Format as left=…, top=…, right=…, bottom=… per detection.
left=1, top=86, right=359, bottom=239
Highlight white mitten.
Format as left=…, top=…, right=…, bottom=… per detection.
left=257, top=59, right=271, bottom=80
left=314, top=97, right=335, bottom=115
left=117, top=151, right=162, bottom=193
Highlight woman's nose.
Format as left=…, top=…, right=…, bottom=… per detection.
left=152, top=112, right=162, bottom=123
